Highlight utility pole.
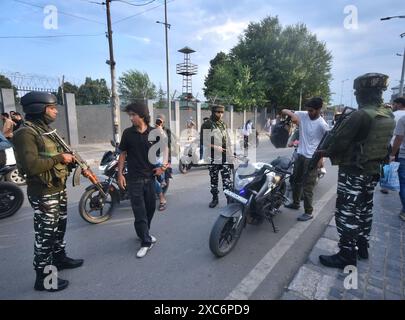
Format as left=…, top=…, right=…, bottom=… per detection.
left=399, top=47, right=405, bottom=96
left=299, top=87, right=303, bottom=111
left=59, top=75, right=65, bottom=106
left=105, top=0, right=121, bottom=144
left=157, top=0, right=172, bottom=130
left=340, top=78, right=349, bottom=111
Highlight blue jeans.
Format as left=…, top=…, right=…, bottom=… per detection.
left=398, top=158, right=405, bottom=212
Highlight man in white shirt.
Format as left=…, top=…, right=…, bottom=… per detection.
left=281, top=97, right=329, bottom=221
left=381, top=97, right=405, bottom=194
left=389, top=97, right=405, bottom=221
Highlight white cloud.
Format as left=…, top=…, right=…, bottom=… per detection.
left=125, top=35, right=151, bottom=44
left=196, top=19, right=249, bottom=42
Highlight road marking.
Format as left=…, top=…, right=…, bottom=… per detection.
left=225, top=187, right=336, bottom=300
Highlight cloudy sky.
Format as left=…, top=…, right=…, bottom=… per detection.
left=0, top=0, right=404, bottom=107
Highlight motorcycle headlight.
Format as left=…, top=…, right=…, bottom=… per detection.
left=234, top=174, right=255, bottom=191
left=266, top=172, right=281, bottom=189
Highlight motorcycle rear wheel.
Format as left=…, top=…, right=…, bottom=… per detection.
left=209, top=212, right=246, bottom=257
left=0, top=181, right=24, bottom=219
left=79, top=185, right=118, bottom=224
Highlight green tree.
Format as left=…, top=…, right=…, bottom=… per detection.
left=77, top=77, right=110, bottom=105
left=155, top=84, right=166, bottom=109
left=0, top=74, right=19, bottom=102
left=233, top=61, right=267, bottom=111
left=204, top=16, right=332, bottom=109
left=118, top=69, right=157, bottom=103
left=203, top=52, right=231, bottom=100
left=56, top=82, right=79, bottom=105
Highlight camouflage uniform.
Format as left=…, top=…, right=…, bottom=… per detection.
left=29, top=190, right=68, bottom=271
left=13, top=91, right=83, bottom=291
left=208, top=163, right=233, bottom=198
left=335, top=171, right=379, bottom=253
left=319, top=73, right=395, bottom=269
left=200, top=105, right=233, bottom=207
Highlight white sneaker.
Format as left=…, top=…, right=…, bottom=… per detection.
left=137, top=244, right=154, bottom=258
left=197, top=159, right=205, bottom=164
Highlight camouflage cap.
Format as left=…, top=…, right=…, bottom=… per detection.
left=210, top=104, right=225, bottom=112
left=353, top=73, right=389, bottom=91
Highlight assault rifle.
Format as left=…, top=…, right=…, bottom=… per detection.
left=308, top=107, right=356, bottom=171
left=42, top=129, right=107, bottom=198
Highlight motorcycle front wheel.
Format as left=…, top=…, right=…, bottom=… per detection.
left=0, top=181, right=24, bottom=219
left=209, top=212, right=246, bottom=257
left=6, top=168, right=26, bottom=185
left=179, top=159, right=191, bottom=174
left=79, top=185, right=118, bottom=224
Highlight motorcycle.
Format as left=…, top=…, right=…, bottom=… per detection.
left=78, top=142, right=170, bottom=224
left=0, top=165, right=24, bottom=219
left=179, top=137, right=208, bottom=174
left=3, top=147, right=26, bottom=185
left=209, top=154, right=292, bottom=257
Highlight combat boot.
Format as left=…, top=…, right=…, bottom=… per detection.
left=209, top=196, right=219, bottom=208
left=319, top=249, right=357, bottom=269
left=357, top=237, right=369, bottom=260
left=34, top=270, right=69, bottom=292
left=54, top=253, right=84, bottom=270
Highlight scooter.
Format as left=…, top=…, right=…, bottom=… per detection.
left=179, top=138, right=208, bottom=174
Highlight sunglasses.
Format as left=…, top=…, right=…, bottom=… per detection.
left=215, top=111, right=224, bottom=114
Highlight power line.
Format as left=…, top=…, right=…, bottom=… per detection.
left=113, top=0, right=175, bottom=25
left=13, top=0, right=106, bottom=25
left=113, top=0, right=157, bottom=7
left=0, top=33, right=105, bottom=39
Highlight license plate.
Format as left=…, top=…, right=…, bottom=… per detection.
left=224, top=189, right=248, bottom=205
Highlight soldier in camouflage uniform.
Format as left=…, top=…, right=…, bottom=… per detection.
left=13, top=92, right=84, bottom=292
left=317, top=73, right=395, bottom=269
left=200, top=105, right=233, bottom=208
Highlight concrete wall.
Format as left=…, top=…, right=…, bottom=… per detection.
left=1, top=90, right=268, bottom=144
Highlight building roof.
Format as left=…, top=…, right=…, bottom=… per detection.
left=178, top=46, right=196, bottom=54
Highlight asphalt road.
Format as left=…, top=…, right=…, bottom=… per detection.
left=0, top=137, right=338, bottom=300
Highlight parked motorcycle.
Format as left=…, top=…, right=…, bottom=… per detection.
left=3, top=147, right=26, bottom=185
left=209, top=154, right=292, bottom=257
left=179, top=137, right=208, bottom=174
left=78, top=142, right=170, bottom=224
left=0, top=165, right=24, bottom=219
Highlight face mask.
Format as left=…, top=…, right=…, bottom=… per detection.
left=43, top=113, right=55, bottom=124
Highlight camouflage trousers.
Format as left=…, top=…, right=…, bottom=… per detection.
left=28, top=190, right=67, bottom=271
left=208, top=164, right=233, bottom=198
left=335, top=170, right=379, bottom=253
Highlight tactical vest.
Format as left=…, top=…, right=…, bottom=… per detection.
left=204, top=118, right=228, bottom=161
left=20, top=121, right=69, bottom=187
left=341, top=106, right=394, bottom=169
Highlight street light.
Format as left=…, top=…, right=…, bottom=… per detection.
left=156, top=0, right=172, bottom=130
left=397, top=49, right=405, bottom=96
left=340, top=78, right=349, bottom=109
left=380, top=14, right=405, bottom=97
left=380, top=15, right=405, bottom=20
